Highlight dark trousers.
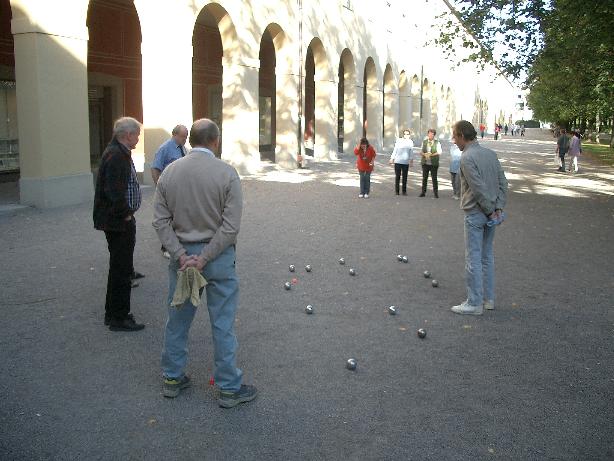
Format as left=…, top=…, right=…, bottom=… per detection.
left=421, top=164, right=438, bottom=195
left=104, top=220, right=136, bottom=321
left=558, top=152, right=566, bottom=170
left=359, top=171, right=371, bottom=195
left=394, top=163, right=409, bottom=194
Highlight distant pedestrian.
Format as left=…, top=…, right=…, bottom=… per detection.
left=556, top=129, right=570, bottom=172
left=567, top=131, right=582, bottom=173
left=520, top=125, right=525, bottom=137
left=504, top=124, right=509, bottom=136
left=419, top=129, right=442, bottom=198
left=93, top=116, right=145, bottom=332
left=449, top=142, right=462, bottom=199
left=153, top=118, right=257, bottom=407
left=354, top=137, right=376, bottom=198
left=151, top=124, right=188, bottom=259
left=479, top=123, right=486, bottom=139
left=389, top=129, right=414, bottom=195
left=451, top=120, right=508, bottom=316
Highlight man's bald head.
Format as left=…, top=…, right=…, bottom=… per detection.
left=189, top=119, right=220, bottom=149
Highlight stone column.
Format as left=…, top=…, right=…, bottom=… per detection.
left=12, top=15, right=93, bottom=208
left=275, top=70, right=300, bottom=168
left=139, top=17, right=193, bottom=185
left=222, top=58, right=260, bottom=174
left=315, top=78, right=337, bottom=160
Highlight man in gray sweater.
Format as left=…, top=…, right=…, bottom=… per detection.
left=153, top=118, right=257, bottom=408
left=451, top=120, right=508, bottom=315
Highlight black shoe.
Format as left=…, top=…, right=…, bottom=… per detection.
left=434, top=193, right=439, bottom=198
left=131, top=271, right=145, bottom=280
left=109, top=315, right=145, bottom=332
left=105, top=313, right=133, bottom=326
left=395, top=191, right=400, bottom=195
left=419, top=193, right=426, bottom=197
left=218, top=384, right=258, bottom=408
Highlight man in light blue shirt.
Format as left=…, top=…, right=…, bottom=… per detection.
left=151, top=124, right=188, bottom=258
left=151, top=125, right=188, bottom=185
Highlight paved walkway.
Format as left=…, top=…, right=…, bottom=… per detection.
left=1, top=131, right=613, bottom=460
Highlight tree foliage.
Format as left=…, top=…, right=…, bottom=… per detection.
left=436, top=0, right=614, bottom=134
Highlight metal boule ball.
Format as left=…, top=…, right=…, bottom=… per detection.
left=289, top=265, right=295, bottom=272
left=349, top=268, right=356, bottom=276
left=397, top=254, right=403, bottom=261
left=388, top=305, right=397, bottom=315
left=305, top=265, right=312, bottom=272
left=305, top=304, right=313, bottom=314
left=423, top=270, right=431, bottom=278
left=432, top=279, right=439, bottom=287
left=339, top=258, right=346, bottom=265
left=284, top=282, right=291, bottom=290
left=346, top=358, right=357, bottom=370
left=402, top=256, right=408, bottom=263
left=417, top=328, right=427, bottom=339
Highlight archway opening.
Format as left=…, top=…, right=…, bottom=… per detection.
left=87, top=0, right=142, bottom=169
left=363, top=58, right=377, bottom=140
left=0, top=0, right=18, bottom=177
left=383, top=64, right=396, bottom=152
left=259, top=29, right=276, bottom=162
left=192, top=7, right=224, bottom=154
left=338, top=49, right=356, bottom=154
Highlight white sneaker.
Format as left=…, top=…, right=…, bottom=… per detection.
left=364, top=194, right=369, bottom=198
left=483, top=300, right=494, bottom=310
left=162, top=250, right=171, bottom=259
left=358, top=194, right=364, bottom=198
left=451, top=301, right=483, bottom=315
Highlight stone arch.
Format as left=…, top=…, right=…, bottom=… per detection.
left=87, top=0, right=143, bottom=169
left=422, top=78, right=431, bottom=137
left=0, top=0, right=18, bottom=175
left=398, top=71, right=410, bottom=134
left=338, top=48, right=356, bottom=154
left=304, top=37, right=331, bottom=158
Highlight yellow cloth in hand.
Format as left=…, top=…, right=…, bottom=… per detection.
left=171, top=267, right=207, bottom=307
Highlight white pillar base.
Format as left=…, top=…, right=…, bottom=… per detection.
left=20, top=173, right=94, bottom=208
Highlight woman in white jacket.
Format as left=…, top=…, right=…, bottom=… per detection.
left=389, top=129, right=415, bottom=195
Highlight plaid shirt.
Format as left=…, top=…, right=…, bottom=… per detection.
left=126, top=159, right=141, bottom=212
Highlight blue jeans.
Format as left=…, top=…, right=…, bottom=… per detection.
left=464, top=211, right=496, bottom=307
left=161, top=243, right=242, bottom=392
left=359, top=171, right=371, bottom=195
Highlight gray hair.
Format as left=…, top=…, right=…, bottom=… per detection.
left=113, top=117, right=141, bottom=137
left=171, top=124, right=188, bottom=136
left=189, top=119, right=220, bottom=147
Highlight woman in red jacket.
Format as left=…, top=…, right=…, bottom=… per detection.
left=354, top=137, right=376, bottom=198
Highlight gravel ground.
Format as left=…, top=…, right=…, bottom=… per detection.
left=1, top=131, right=613, bottom=460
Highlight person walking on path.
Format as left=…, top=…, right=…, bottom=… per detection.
left=567, top=131, right=582, bottom=173
left=93, top=116, right=145, bottom=332
left=449, top=142, right=462, bottom=200
left=151, top=124, right=188, bottom=259
left=419, top=129, right=442, bottom=198
left=451, top=120, right=508, bottom=316
left=479, top=123, right=486, bottom=139
left=153, top=118, right=257, bottom=408
left=354, top=137, right=376, bottom=198
left=556, top=128, right=570, bottom=172
left=389, top=129, right=414, bottom=195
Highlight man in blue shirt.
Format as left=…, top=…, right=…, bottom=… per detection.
left=151, top=124, right=188, bottom=258
left=151, top=124, right=188, bottom=184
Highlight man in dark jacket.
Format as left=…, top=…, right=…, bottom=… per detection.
left=93, top=116, right=145, bottom=331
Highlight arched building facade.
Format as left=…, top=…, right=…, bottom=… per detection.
left=4, top=0, right=516, bottom=208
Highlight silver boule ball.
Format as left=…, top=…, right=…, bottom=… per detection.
left=346, top=358, right=357, bottom=370
left=289, top=265, right=295, bottom=272
left=417, top=328, right=427, bottom=339
left=339, top=258, right=345, bottom=265
left=388, top=305, right=397, bottom=315
left=432, top=279, right=439, bottom=287
left=349, top=268, right=356, bottom=276
left=423, top=270, right=431, bottom=278
left=305, top=304, right=313, bottom=314
left=402, top=256, right=408, bottom=263
left=305, top=265, right=312, bottom=272
left=284, top=282, right=291, bottom=290
left=397, top=254, right=403, bottom=261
